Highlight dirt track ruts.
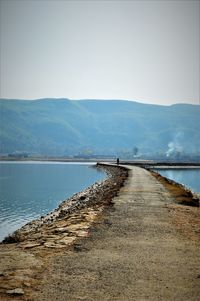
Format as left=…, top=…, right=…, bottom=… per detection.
left=30, top=165, right=200, bottom=301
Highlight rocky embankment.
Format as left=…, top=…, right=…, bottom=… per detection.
left=2, top=164, right=128, bottom=248
left=0, top=164, right=199, bottom=300
left=150, top=170, right=199, bottom=207
left=0, top=164, right=128, bottom=299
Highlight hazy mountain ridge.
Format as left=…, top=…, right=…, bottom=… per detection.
left=0, top=98, right=200, bottom=158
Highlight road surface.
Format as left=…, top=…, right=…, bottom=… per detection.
left=32, top=166, right=200, bottom=301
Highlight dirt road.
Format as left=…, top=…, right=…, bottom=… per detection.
left=31, top=166, right=200, bottom=301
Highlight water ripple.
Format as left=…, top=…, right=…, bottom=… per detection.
left=0, top=162, right=106, bottom=241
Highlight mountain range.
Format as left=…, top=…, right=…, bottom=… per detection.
left=0, top=98, right=200, bottom=159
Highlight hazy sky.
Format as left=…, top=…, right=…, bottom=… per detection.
left=0, top=0, right=199, bottom=105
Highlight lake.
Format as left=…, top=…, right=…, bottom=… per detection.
left=154, top=168, right=200, bottom=194
left=0, top=161, right=106, bottom=242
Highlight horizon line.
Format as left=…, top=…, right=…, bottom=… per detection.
left=0, top=97, right=199, bottom=107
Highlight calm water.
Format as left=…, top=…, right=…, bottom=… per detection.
left=154, top=168, right=200, bottom=194
left=0, top=162, right=106, bottom=242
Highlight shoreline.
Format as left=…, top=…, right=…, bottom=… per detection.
left=150, top=169, right=199, bottom=207
left=151, top=165, right=200, bottom=169
left=1, top=163, right=199, bottom=245
left=1, top=157, right=200, bottom=167
left=0, top=164, right=199, bottom=300
left=0, top=164, right=128, bottom=299
left=2, top=164, right=128, bottom=246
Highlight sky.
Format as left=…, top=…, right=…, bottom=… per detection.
left=0, top=0, right=199, bottom=105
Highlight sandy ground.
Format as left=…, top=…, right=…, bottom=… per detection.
left=0, top=165, right=199, bottom=301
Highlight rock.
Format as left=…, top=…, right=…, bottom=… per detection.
left=76, top=230, right=88, bottom=237
left=21, top=242, right=41, bottom=249
left=0, top=271, right=5, bottom=276
left=6, top=288, right=24, bottom=295
left=44, top=242, right=59, bottom=248
left=58, top=237, right=76, bottom=245
left=24, top=282, right=31, bottom=287
left=53, top=227, right=68, bottom=234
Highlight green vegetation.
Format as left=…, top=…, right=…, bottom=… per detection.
left=0, top=98, right=200, bottom=159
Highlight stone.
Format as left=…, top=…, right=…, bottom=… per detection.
left=76, top=230, right=88, bottom=237
left=58, top=237, right=76, bottom=245
left=43, top=240, right=70, bottom=248
left=6, top=288, right=24, bottom=295
left=53, top=227, right=67, bottom=233
left=22, top=242, right=41, bottom=249
left=0, top=271, right=5, bottom=276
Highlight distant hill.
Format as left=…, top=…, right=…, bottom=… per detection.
left=0, top=98, right=200, bottom=159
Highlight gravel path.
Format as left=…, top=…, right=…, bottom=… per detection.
left=32, top=166, right=200, bottom=301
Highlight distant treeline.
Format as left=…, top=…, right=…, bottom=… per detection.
left=1, top=98, right=200, bottom=158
